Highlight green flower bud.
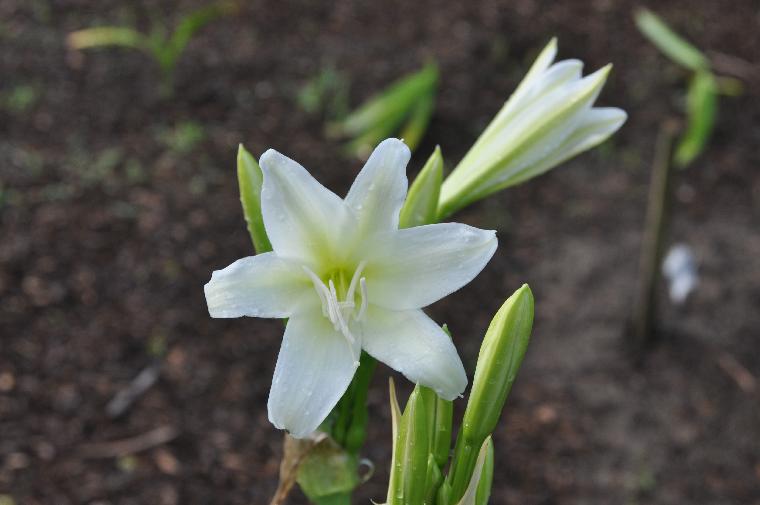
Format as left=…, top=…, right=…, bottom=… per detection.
left=447, top=284, right=534, bottom=501
left=438, top=39, right=626, bottom=219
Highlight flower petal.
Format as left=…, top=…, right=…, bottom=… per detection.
left=267, top=303, right=360, bottom=438
left=344, top=138, right=410, bottom=233
left=505, top=106, right=627, bottom=187
left=260, top=149, right=352, bottom=263
left=359, top=306, right=467, bottom=400
left=204, top=253, right=309, bottom=318
left=363, top=223, right=497, bottom=310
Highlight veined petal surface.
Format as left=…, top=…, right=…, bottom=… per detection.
left=260, top=149, right=352, bottom=263
left=359, top=306, right=467, bottom=400
left=267, top=302, right=361, bottom=438
left=204, top=253, right=309, bottom=318
left=364, top=223, right=497, bottom=310
left=345, top=138, right=410, bottom=233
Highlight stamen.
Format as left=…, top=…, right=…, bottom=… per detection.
left=346, top=260, right=367, bottom=303
left=357, top=277, right=368, bottom=320
left=302, top=263, right=367, bottom=366
left=302, top=266, right=331, bottom=317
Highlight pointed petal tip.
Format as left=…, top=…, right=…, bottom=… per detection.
left=258, top=148, right=286, bottom=172
left=545, top=36, right=558, bottom=53
left=377, top=137, right=412, bottom=157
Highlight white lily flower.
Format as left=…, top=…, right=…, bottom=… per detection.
left=439, top=38, right=628, bottom=218
left=204, top=139, right=497, bottom=438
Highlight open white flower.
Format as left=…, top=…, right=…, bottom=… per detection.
left=439, top=38, right=628, bottom=218
left=205, top=139, right=497, bottom=438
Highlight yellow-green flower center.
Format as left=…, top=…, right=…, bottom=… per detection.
left=302, top=261, right=368, bottom=364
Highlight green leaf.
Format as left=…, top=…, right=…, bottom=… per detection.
left=424, top=453, right=443, bottom=504
left=338, top=63, right=438, bottom=138
left=401, top=386, right=431, bottom=505
left=454, top=437, right=493, bottom=505
left=474, top=438, right=494, bottom=505
left=164, top=1, right=237, bottom=73
left=399, top=92, right=436, bottom=152
left=635, top=8, right=709, bottom=72
left=399, top=146, right=443, bottom=228
left=67, top=26, right=149, bottom=51
left=386, top=378, right=404, bottom=505
left=342, top=115, right=407, bottom=160
left=237, top=144, right=272, bottom=253
left=296, top=437, right=359, bottom=502
left=675, top=70, right=718, bottom=167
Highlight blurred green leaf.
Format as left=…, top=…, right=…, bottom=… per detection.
left=399, top=92, right=435, bottom=152
left=635, top=9, right=709, bottom=72
left=162, top=1, right=238, bottom=73
left=340, top=64, right=437, bottom=135
left=67, top=2, right=236, bottom=94
left=298, top=66, right=351, bottom=120
left=3, top=85, right=39, bottom=113
left=334, top=63, right=438, bottom=157
left=675, top=70, right=717, bottom=167
left=67, top=26, right=148, bottom=51
left=160, top=121, right=205, bottom=154
left=715, top=75, right=744, bottom=97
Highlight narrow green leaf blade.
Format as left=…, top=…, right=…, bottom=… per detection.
left=402, top=386, right=431, bottom=505
left=339, top=63, right=438, bottom=137
left=675, top=70, right=718, bottom=167
left=635, top=8, right=709, bottom=71
left=386, top=378, right=403, bottom=505
left=166, top=2, right=237, bottom=62
left=399, top=146, right=443, bottom=228
left=474, top=438, right=494, bottom=505
left=237, top=144, right=272, bottom=253
left=67, top=27, right=149, bottom=51
left=454, top=437, right=492, bottom=505
left=399, top=91, right=436, bottom=152
left=424, top=453, right=443, bottom=505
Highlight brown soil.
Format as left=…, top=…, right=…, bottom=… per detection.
left=1, top=1, right=759, bottom=504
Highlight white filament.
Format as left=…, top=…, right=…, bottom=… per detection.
left=302, top=262, right=369, bottom=364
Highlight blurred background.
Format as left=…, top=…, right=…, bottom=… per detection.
left=1, top=1, right=759, bottom=504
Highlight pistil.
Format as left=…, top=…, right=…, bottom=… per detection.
left=302, top=261, right=368, bottom=364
